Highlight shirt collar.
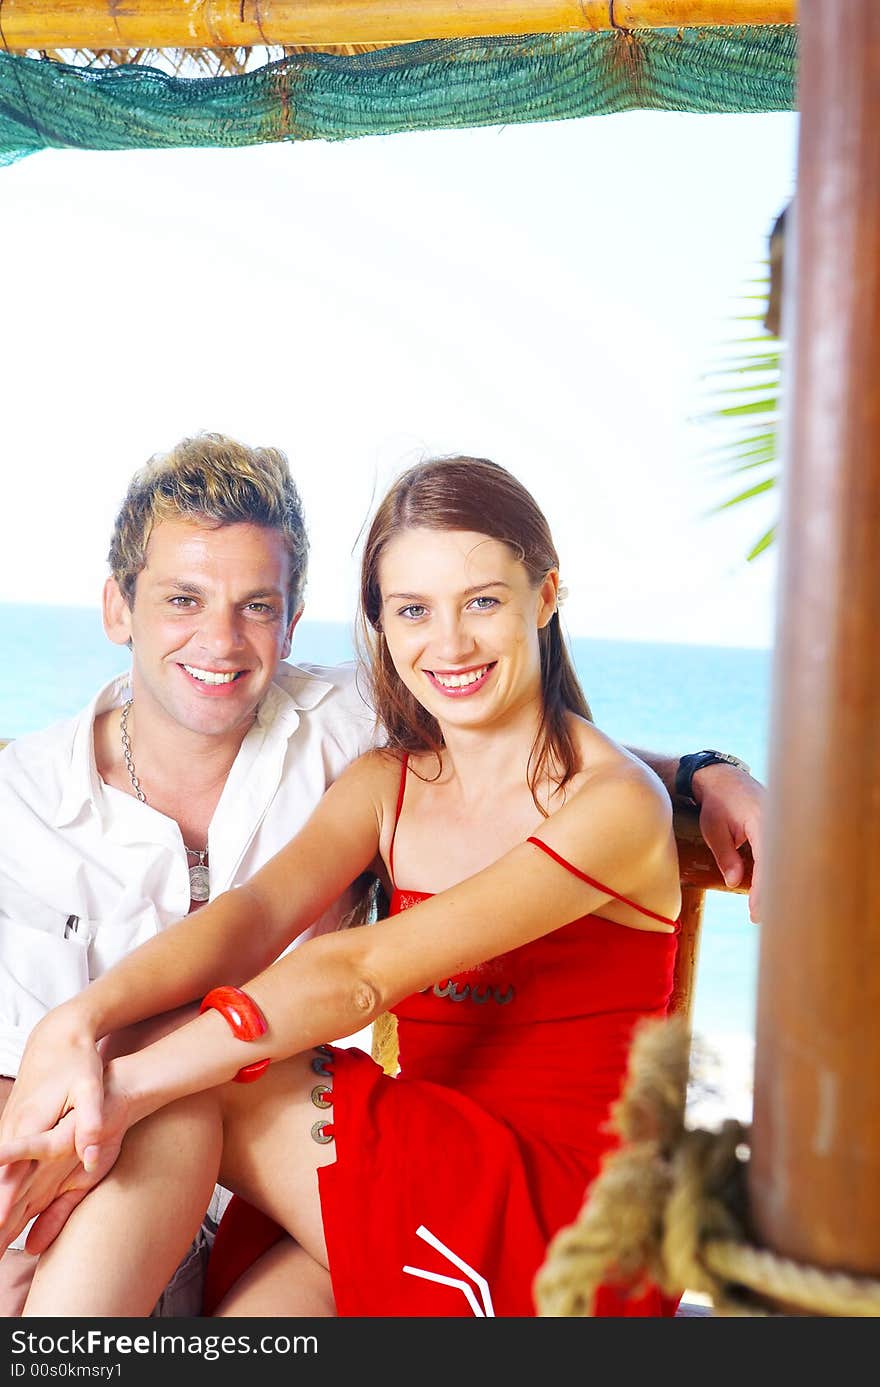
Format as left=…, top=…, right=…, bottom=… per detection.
left=54, top=672, right=131, bottom=827
left=264, top=660, right=337, bottom=717
left=53, top=661, right=337, bottom=829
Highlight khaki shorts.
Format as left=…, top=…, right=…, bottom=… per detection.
left=151, top=1185, right=232, bottom=1318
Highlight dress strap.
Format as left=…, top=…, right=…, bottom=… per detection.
left=525, top=836, right=678, bottom=927
left=388, top=755, right=409, bottom=888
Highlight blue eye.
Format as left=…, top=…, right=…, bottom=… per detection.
left=399, top=604, right=428, bottom=620
left=469, top=595, right=499, bottom=611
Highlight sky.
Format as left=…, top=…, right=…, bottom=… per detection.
left=0, top=106, right=798, bottom=648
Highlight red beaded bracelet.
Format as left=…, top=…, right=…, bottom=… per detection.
left=199, top=985, right=271, bottom=1083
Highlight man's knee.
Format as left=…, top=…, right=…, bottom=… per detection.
left=0, top=1248, right=37, bottom=1318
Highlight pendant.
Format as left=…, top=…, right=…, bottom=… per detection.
left=189, top=862, right=210, bottom=902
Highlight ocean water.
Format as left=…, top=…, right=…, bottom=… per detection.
left=0, top=603, right=770, bottom=1040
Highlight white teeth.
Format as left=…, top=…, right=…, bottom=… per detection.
left=183, top=665, right=241, bottom=685
left=433, top=666, right=489, bottom=689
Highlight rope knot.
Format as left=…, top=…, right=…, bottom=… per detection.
left=534, top=1015, right=880, bottom=1317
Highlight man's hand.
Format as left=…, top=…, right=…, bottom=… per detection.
left=0, top=1006, right=107, bottom=1230
left=0, top=1111, right=83, bottom=1253
left=627, top=746, right=765, bottom=921
left=691, top=763, right=764, bottom=922
left=0, top=1090, right=128, bottom=1256
left=0, top=1054, right=130, bottom=1253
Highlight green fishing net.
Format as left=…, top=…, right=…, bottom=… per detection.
left=0, top=25, right=797, bottom=168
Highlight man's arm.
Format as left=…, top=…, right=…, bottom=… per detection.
left=629, top=748, right=764, bottom=923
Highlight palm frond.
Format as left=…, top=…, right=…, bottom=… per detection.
left=747, top=525, right=777, bottom=560
left=699, top=251, right=784, bottom=561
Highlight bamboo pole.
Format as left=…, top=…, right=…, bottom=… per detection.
left=0, top=1, right=796, bottom=53
left=748, top=0, right=880, bottom=1278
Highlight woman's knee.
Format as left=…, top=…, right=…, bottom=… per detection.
left=213, top=1051, right=335, bottom=1264
left=212, top=1238, right=335, bottom=1318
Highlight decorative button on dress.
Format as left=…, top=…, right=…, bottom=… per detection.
left=204, top=757, right=681, bottom=1317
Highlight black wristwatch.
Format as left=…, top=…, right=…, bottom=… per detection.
left=675, top=749, right=751, bottom=804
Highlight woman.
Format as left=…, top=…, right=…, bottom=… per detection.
left=0, top=455, right=682, bottom=1317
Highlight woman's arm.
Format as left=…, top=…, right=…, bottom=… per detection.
left=104, top=762, right=680, bottom=1130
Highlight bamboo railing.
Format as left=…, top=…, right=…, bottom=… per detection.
left=0, top=2, right=797, bottom=53
left=671, top=806, right=752, bottom=1025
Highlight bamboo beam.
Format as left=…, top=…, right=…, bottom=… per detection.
left=0, top=2, right=797, bottom=53
left=668, top=884, right=705, bottom=1027
left=748, top=0, right=880, bottom=1278
left=671, top=810, right=751, bottom=1029
left=674, top=805, right=753, bottom=895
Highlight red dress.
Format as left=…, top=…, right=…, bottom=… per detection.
left=204, top=759, right=681, bottom=1317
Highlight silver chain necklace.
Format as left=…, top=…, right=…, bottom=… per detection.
left=120, top=698, right=210, bottom=902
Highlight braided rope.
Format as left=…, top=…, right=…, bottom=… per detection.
left=704, top=1241, right=880, bottom=1318
left=370, top=1010, right=400, bottom=1076
left=533, top=1016, right=880, bottom=1318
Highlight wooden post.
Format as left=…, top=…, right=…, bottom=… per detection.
left=749, top=0, right=880, bottom=1276
left=0, top=1, right=796, bottom=52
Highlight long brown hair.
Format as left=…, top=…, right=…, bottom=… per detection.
left=357, top=455, right=592, bottom=810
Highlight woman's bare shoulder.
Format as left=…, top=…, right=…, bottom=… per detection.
left=337, top=746, right=406, bottom=797
left=544, top=718, right=675, bottom=869
left=536, top=721, right=678, bottom=919
left=305, top=748, right=405, bottom=879
left=565, top=715, right=672, bottom=816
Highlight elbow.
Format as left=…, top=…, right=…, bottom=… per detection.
left=302, top=933, right=388, bottom=1035
left=343, top=968, right=385, bottom=1032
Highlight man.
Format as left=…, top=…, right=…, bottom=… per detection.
left=0, top=432, right=762, bottom=1315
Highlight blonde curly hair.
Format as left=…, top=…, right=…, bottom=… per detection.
left=107, top=431, right=309, bottom=617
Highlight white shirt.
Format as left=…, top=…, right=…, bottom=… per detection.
left=0, top=661, right=377, bottom=1080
